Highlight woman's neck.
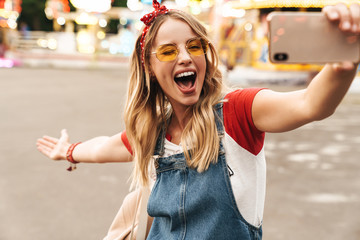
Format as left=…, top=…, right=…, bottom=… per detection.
left=167, top=108, right=191, bottom=145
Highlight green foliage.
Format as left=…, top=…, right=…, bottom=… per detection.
left=107, top=19, right=120, bottom=34
left=18, top=0, right=128, bottom=31
left=68, top=1, right=76, bottom=11
left=18, top=0, right=53, bottom=31
left=112, top=0, right=127, bottom=7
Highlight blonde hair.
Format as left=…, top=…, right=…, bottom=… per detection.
left=124, top=10, right=224, bottom=187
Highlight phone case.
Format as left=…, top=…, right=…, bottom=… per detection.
left=268, top=12, right=360, bottom=64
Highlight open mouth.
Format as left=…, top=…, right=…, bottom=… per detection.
left=174, top=71, right=197, bottom=90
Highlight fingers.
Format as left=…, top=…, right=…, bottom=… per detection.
left=37, top=137, right=56, bottom=149
left=349, top=3, right=360, bottom=33
left=36, top=129, right=68, bottom=151
left=323, top=5, right=340, bottom=21
left=39, top=135, right=58, bottom=145
left=323, top=3, right=360, bottom=33
left=36, top=143, right=53, bottom=158
left=60, top=129, right=69, bottom=142
left=36, top=129, right=67, bottom=160
left=36, top=137, right=57, bottom=158
left=336, top=3, right=352, bottom=32
left=331, top=61, right=356, bottom=72
left=324, top=3, right=360, bottom=68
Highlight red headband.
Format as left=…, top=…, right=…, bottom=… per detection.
left=140, top=0, right=169, bottom=68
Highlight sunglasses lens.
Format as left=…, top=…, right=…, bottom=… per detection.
left=187, top=38, right=208, bottom=56
left=154, top=38, right=208, bottom=62
left=156, top=44, right=178, bottom=62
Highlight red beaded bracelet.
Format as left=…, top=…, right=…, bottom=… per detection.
left=66, top=142, right=81, bottom=171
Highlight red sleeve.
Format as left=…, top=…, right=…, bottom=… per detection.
left=121, top=131, right=133, bottom=155
left=223, top=88, right=265, bottom=155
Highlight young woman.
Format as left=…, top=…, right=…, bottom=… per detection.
left=37, top=1, right=360, bottom=239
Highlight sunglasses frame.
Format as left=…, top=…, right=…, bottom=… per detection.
left=151, top=37, right=209, bottom=62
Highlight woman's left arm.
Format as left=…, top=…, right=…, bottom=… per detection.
left=253, top=3, right=360, bottom=133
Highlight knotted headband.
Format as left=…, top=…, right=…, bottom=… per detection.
left=140, top=0, right=169, bottom=68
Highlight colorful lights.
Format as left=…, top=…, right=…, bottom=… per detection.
left=37, top=38, right=58, bottom=50
left=0, top=0, right=21, bottom=29
left=75, top=12, right=98, bottom=25
left=45, top=0, right=70, bottom=20
left=70, top=0, right=111, bottom=13
left=229, top=0, right=360, bottom=9
left=97, top=31, right=106, bottom=40
left=127, top=0, right=143, bottom=11
left=0, top=58, right=15, bottom=68
left=99, top=19, right=107, bottom=28
left=76, top=29, right=95, bottom=54
left=57, top=16, right=66, bottom=25
left=222, top=2, right=246, bottom=18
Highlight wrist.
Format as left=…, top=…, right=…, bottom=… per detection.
left=66, top=142, right=82, bottom=171
left=61, top=143, right=71, bottom=160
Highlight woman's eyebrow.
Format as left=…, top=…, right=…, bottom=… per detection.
left=157, top=36, right=198, bottom=46
left=154, top=41, right=176, bottom=48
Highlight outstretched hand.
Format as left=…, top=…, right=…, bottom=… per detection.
left=323, top=3, right=360, bottom=71
left=36, top=129, right=71, bottom=161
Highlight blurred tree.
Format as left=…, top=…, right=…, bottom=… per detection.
left=17, top=0, right=127, bottom=31
left=108, top=0, right=128, bottom=34
left=18, top=0, right=53, bottom=31
left=112, top=0, right=127, bottom=7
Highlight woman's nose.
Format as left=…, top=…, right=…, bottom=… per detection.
left=177, top=47, right=192, bottom=65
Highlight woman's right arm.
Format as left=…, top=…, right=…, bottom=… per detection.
left=36, top=129, right=133, bottom=164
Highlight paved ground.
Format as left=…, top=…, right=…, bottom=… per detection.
left=0, top=66, right=359, bottom=240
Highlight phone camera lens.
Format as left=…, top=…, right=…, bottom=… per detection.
left=274, top=53, right=288, bottom=61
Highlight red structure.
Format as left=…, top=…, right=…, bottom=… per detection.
left=0, top=0, right=22, bottom=12
left=60, top=0, right=70, bottom=12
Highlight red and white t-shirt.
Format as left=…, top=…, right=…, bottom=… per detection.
left=121, top=88, right=266, bottom=227
left=222, top=88, right=266, bottom=227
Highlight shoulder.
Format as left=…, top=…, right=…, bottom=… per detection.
left=121, top=131, right=133, bottom=155
left=222, top=88, right=265, bottom=155
left=224, top=88, right=265, bottom=103
left=223, top=88, right=266, bottom=119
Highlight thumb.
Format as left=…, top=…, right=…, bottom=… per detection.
left=332, top=61, right=355, bottom=72
left=60, top=129, right=70, bottom=143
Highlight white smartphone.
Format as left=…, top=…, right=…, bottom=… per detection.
left=268, top=12, right=360, bottom=64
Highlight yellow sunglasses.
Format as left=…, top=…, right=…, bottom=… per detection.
left=152, top=37, right=209, bottom=62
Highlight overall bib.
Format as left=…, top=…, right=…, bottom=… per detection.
left=147, top=103, right=262, bottom=240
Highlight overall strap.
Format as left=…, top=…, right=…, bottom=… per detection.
left=153, top=126, right=166, bottom=156
left=214, top=101, right=224, bottom=137
left=153, top=102, right=224, bottom=156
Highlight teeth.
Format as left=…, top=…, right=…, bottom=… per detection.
left=175, top=71, right=195, bottom=78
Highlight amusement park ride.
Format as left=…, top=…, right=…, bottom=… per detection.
left=0, top=0, right=358, bottom=69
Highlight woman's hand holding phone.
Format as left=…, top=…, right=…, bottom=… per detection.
left=268, top=3, right=360, bottom=71
left=323, top=3, right=360, bottom=71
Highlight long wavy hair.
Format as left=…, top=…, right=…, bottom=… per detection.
left=124, top=10, right=224, bottom=187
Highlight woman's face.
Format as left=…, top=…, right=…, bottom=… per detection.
left=149, top=18, right=207, bottom=113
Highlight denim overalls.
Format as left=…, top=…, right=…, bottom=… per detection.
left=147, top=103, right=262, bottom=240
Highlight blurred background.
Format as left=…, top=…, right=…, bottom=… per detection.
left=1, top=0, right=360, bottom=239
